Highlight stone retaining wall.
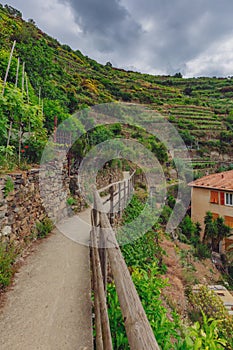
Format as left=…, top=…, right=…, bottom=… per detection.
left=0, top=166, right=69, bottom=246
left=0, top=164, right=122, bottom=246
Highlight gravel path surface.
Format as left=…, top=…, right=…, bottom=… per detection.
left=0, top=230, right=93, bottom=350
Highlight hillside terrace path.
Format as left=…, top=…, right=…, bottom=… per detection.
left=0, top=172, right=130, bottom=350
left=0, top=216, right=93, bottom=349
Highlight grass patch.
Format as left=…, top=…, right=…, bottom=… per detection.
left=0, top=243, right=17, bottom=290
left=35, top=218, right=54, bottom=239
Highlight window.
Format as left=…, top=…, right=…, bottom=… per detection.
left=225, top=216, right=233, bottom=228
left=225, top=193, right=233, bottom=206
left=210, top=191, right=219, bottom=204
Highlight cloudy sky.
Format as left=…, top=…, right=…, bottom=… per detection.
left=5, top=0, right=233, bottom=77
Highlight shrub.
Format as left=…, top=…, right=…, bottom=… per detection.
left=194, top=243, right=211, bottom=259
left=187, top=285, right=233, bottom=349
left=175, top=312, right=227, bottom=350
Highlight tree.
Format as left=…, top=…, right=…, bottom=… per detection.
left=203, top=212, right=231, bottom=252
left=174, top=72, right=183, bottom=78
left=105, top=61, right=112, bottom=68
left=4, top=5, right=22, bottom=18
left=214, top=217, right=230, bottom=252
left=203, top=212, right=217, bottom=249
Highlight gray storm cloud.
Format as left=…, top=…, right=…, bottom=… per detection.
left=5, top=0, right=233, bottom=76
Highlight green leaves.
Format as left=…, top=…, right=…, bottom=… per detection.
left=183, top=312, right=227, bottom=350
left=0, top=243, right=17, bottom=289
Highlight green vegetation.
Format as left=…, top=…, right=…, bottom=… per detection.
left=3, top=176, right=14, bottom=197
left=203, top=212, right=231, bottom=252
left=0, top=217, right=53, bottom=291
left=187, top=286, right=233, bottom=349
left=0, top=242, right=17, bottom=289
left=106, top=193, right=231, bottom=349
left=181, top=312, right=227, bottom=350
left=1, top=4, right=233, bottom=347
left=0, top=5, right=233, bottom=173
left=66, top=196, right=77, bottom=206
left=108, top=195, right=180, bottom=349
left=34, top=217, right=54, bottom=239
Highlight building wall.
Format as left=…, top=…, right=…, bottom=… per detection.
left=191, top=186, right=233, bottom=251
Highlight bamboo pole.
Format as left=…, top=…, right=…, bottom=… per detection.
left=25, top=72, right=29, bottom=103
left=25, top=72, right=31, bottom=136
left=15, top=57, right=20, bottom=88
left=21, top=62, right=25, bottom=94
left=18, top=122, right=22, bottom=165
left=38, top=86, right=41, bottom=106
left=2, top=40, right=16, bottom=95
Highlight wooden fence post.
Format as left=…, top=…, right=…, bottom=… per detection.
left=109, top=184, right=114, bottom=225
left=123, top=180, right=127, bottom=208
left=99, top=226, right=107, bottom=292
left=93, top=191, right=160, bottom=350
left=91, top=228, right=104, bottom=350
left=118, top=182, right=121, bottom=214
left=91, top=226, right=113, bottom=350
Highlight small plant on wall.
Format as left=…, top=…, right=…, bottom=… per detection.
left=3, top=177, right=14, bottom=197
left=35, top=218, right=54, bottom=239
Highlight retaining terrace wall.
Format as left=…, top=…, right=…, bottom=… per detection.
left=0, top=165, right=69, bottom=246
left=0, top=164, right=122, bottom=246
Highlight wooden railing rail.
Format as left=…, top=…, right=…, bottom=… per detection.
left=98, top=171, right=135, bottom=224
left=90, top=171, right=160, bottom=350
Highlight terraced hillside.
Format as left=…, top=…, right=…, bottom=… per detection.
left=1, top=4, right=233, bottom=173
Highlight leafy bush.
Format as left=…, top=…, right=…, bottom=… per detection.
left=107, top=283, right=129, bottom=349
left=187, top=285, right=233, bottom=349
left=132, top=264, right=181, bottom=349
left=175, top=312, right=227, bottom=350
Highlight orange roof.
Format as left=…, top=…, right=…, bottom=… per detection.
left=189, top=170, right=233, bottom=191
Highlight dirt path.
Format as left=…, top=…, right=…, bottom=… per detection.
left=0, top=230, right=93, bottom=350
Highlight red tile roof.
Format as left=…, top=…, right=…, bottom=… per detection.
left=189, top=170, right=233, bottom=191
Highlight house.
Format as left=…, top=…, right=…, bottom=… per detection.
left=189, top=170, right=233, bottom=252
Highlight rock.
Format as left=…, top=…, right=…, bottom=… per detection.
left=0, top=211, right=6, bottom=220
left=1, top=225, right=12, bottom=236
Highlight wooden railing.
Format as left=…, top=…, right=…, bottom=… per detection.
left=97, top=171, right=135, bottom=224
left=90, top=172, right=160, bottom=350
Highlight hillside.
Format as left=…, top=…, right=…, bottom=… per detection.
left=0, top=4, right=233, bottom=174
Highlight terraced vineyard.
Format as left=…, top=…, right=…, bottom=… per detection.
left=1, top=5, right=233, bottom=174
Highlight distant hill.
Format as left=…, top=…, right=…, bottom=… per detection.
left=1, top=4, right=233, bottom=173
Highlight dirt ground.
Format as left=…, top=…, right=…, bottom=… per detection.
left=160, top=235, right=222, bottom=319
left=0, top=230, right=93, bottom=350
